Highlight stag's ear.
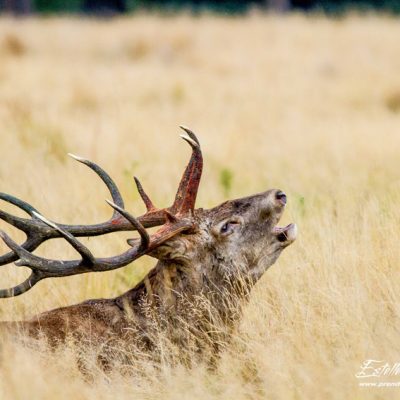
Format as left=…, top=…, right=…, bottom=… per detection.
left=212, top=216, right=244, bottom=238
left=146, top=238, right=191, bottom=263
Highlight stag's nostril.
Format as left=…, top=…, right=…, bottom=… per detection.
left=275, top=191, right=287, bottom=205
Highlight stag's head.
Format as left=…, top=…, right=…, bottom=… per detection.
left=151, top=189, right=297, bottom=285
left=0, top=127, right=296, bottom=298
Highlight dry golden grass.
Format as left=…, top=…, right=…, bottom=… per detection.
left=0, top=12, right=399, bottom=399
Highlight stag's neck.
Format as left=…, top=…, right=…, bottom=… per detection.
left=116, top=259, right=254, bottom=324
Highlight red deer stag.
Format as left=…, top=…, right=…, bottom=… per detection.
left=0, top=127, right=297, bottom=358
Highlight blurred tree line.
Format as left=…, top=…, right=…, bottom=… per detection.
left=1, top=0, right=400, bottom=14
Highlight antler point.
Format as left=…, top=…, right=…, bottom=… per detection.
left=68, top=153, right=87, bottom=163
left=105, top=199, right=116, bottom=207
left=32, top=212, right=59, bottom=230
left=180, top=134, right=198, bottom=148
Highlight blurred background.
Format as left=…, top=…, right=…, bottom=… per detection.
left=0, top=1, right=399, bottom=399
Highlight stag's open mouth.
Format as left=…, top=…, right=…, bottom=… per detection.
left=273, top=223, right=297, bottom=243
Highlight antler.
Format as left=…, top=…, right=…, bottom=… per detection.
left=0, top=126, right=202, bottom=297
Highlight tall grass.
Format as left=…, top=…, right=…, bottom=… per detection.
left=0, top=13, right=399, bottom=399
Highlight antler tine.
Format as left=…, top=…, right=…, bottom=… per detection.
left=133, top=177, right=156, bottom=213
left=68, top=153, right=124, bottom=215
left=0, top=267, right=40, bottom=298
left=0, top=231, right=55, bottom=271
left=0, top=193, right=43, bottom=232
left=0, top=193, right=39, bottom=217
left=105, top=200, right=150, bottom=250
left=132, top=126, right=202, bottom=218
left=180, top=125, right=200, bottom=146
left=0, top=231, right=39, bottom=265
left=171, top=126, right=203, bottom=215
left=0, top=194, right=50, bottom=266
left=32, top=212, right=95, bottom=264
left=0, top=209, right=32, bottom=232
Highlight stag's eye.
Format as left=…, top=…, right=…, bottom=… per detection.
left=212, top=216, right=244, bottom=238
left=221, top=223, right=230, bottom=233
left=219, top=220, right=241, bottom=236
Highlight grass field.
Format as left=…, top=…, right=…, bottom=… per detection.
left=0, top=12, right=399, bottom=399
